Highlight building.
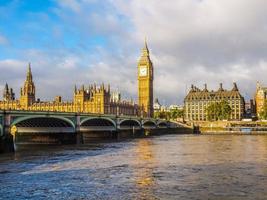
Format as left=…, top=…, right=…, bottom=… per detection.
left=138, top=40, right=154, bottom=118
left=244, top=99, right=256, bottom=118
left=184, top=83, right=245, bottom=121
left=153, top=98, right=162, bottom=113
left=0, top=43, right=155, bottom=117
left=255, top=82, right=267, bottom=118
left=3, top=83, right=15, bottom=101
left=110, top=90, right=121, bottom=103
left=168, top=104, right=184, bottom=111
left=0, top=63, right=139, bottom=116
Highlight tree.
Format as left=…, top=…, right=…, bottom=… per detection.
left=206, top=102, right=218, bottom=121
left=154, top=110, right=171, bottom=120
left=154, top=108, right=184, bottom=121
left=206, top=100, right=232, bottom=121
left=220, top=100, right=232, bottom=120
left=170, top=108, right=184, bottom=120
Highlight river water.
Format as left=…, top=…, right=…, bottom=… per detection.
left=1, top=134, right=267, bottom=200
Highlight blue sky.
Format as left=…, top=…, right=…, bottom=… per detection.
left=1, top=0, right=267, bottom=105
left=0, top=0, right=115, bottom=59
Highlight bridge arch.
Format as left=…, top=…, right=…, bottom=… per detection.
left=157, top=121, right=168, bottom=128
left=11, top=116, right=75, bottom=130
left=10, top=116, right=76, bottom=144
left=119, top=119, right=141, bottom=129
left=143, top=120, right=157, bottom=128
left=80, top=117, right=116, bottom=128
left=80, top=117, right=116, bottom=132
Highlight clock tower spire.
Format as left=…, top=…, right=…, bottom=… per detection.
left=138, top=40, right=154, bottom=118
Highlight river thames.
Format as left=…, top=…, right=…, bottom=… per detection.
left=1, top=134, right=267, bottom=200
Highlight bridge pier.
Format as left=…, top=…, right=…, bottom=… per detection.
left=0, top=134, right=14, bottom=153
left=117, top=129, right=144, bottom=139
left=0, top=112, right=14, bottom=153
left=80, top=130, right=116, bottom=143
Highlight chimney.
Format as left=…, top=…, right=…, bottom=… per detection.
left=204, top=83, right=208, bottom=91
left=232, top=82, right=238, bottom=91
left=218, top=83, right=224, bottom=91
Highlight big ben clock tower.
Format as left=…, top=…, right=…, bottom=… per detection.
left=138, top=40, right=154, bottom=118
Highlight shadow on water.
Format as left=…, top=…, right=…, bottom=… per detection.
left=0, top=138, right=141, bottom=171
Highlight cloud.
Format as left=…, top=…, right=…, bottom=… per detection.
left=112, top=0, right=267, bottom=103
left=1, top=0, right=267, bottom=105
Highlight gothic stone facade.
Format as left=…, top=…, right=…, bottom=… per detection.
left=0, top=64, right=139, bottom=116
left=137, top=41, right=154, bottom=118
left=184, top=83, right=245, bottom=121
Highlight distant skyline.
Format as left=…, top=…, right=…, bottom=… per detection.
left=0, top=0, right=267, bottom=105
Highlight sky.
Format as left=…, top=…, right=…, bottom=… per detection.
left=0, top=0, right=267, bottom=105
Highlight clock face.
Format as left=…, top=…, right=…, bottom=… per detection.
left=139, top=66, right=147, bottom=76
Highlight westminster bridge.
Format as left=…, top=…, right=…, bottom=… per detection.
left=0, top=110, right=190, bottom=153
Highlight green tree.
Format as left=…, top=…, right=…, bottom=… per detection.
left=220, top=100, right=232, bottom=120
left=154, top=110, right=171, bottom=120
left=154, top=111, right=160, bottom=119
left=170, top=108, right=184, bottom=120
left=206, top=100, right=232, bottom=121
left=206, top=102, right=218, bottom=121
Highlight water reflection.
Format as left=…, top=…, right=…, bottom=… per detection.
left=134, top=139, right=156, bottom=199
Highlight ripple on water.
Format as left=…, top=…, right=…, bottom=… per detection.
left=1, top=135, right=267, bottom=199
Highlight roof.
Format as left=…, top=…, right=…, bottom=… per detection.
left=184, top=83, right=244, bottom=101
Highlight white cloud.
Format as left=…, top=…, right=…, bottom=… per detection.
left=1, top=0, right=267, bottom=105
left=111, top=0, right=267, bottom=103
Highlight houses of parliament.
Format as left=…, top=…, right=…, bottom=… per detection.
left=0, top=43, right=154, bottom=118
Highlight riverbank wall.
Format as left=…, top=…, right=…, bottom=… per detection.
left=191, top=121, right=267, bottom=134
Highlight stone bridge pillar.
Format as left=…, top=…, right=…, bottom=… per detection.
left=115, top=117, right=119, bottom=131
left=0, top=112, right=15, bottom=153
left=75, top=114, right=83, bottom=144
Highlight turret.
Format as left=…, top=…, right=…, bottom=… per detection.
left=10, top=88, right=15, bottom=100
left=74, top=85, right=77, bottom=94
left=20, top=63, right=36, bottom=108
left=256, top=81, right=261, bottom=91
left=3, top=83, right=15, bottom=101
left=142, top=39, right=150, bottom=57
left=108, top=84, right=110, bottom=93
left=27, top=63, right=33, bottom=82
